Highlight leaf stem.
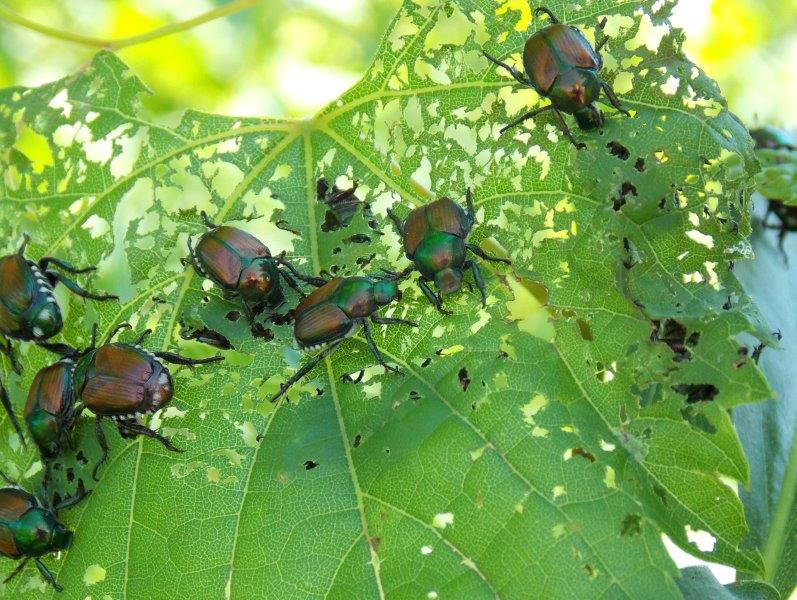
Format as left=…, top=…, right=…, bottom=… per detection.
left=762, top=426, right=797, bottom=581
left=0, top=0, right=259, bottom=51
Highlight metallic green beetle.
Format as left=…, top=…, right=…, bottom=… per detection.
left=269, top=275, right=416, bottom=402
left=387, top=191, right=511, bottom=314
left=0, top=471, right=88, bottom=592
left=482, top=6, right=630, bottom=147
left=0, top=235, right=116, bottom=446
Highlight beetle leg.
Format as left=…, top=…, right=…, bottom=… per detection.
left=465, top=260, right=488, bottom=308
left=154, top=352, right=224, bottom=367
left=278, top=269, right=306, bottom=297
left=0, top=380, right=26, bottom=449
left=117, top=420, right=183, bottom=453
left=533, top=7, right=560, bottom=24
left=362, top=321, right=401, bottom=374
left=371, top=315, right=419, bottom=328
left=3, top=558, right=29, bottom=585
left=105, top=323, right=132, bottom=345
left=418, top=279, right=452, bottom=315
left=466, top=243, right=512, bottom=265
left=386, top=208, right=406, bottom=237
left=46, top=271, right=119, bottom=302
left=52, top=484, right=90, bottom=513
left=269, top=341, right=341, bottom=404
left=601, top=81, right=631, bottom=116
left=499, top=104, right=554, bottom=136
left=550, top=108, right=586, bottom=149
left=276, top=257, right=327, bottom=287
left=92, top=418, right=109, bottom=481
left=1, top=338, right=22, bottom=374
left=465, top=187, right=476, bottom=227
left=481, top=51, right=533, bottom=87
left=34, top=559, right=63, bottom=592
left=38, top=256, right=94, bottom=274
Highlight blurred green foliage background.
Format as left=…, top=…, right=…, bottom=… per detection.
left=0, top=0, right=794, bottom=128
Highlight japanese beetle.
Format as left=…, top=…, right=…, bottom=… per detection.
left=387, top=190, right=511, bottom=314
left=269, top=275, right=416, bottom=402
left=0, top=236, right=117, bottom=446
left=482, top=6, right=630, bottom=148
left=23, top=356, right=80, bottom=464
left=0, top=471, right=88, bottom=592
left=187, top=213, right=324, bottom=322
left=41, top=324, right=223, bottom=480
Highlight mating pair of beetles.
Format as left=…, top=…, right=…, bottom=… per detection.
left=188, top=189, right=509, bottom=403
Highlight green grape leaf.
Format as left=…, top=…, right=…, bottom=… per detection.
left=0, top=1, right=773, bottom=597
left=755, top=148, right=797, bottom=206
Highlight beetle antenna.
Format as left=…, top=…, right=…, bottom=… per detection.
left=18, top=233, right=31, bottom=255
left=105, top=323, right=132, bottom=345
left=200, top=211, right=216, bottom=229
left=534, top=7, right=560, bottom=24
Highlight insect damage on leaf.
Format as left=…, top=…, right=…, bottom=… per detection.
left=0, top=0, right=775, bottom=597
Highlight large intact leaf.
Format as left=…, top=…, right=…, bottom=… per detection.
left=0, top=1, right=772, bottom=597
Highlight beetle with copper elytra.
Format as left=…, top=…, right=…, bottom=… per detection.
left=0, top=235, right=117, bottom=447
left=269, top=274, right=417, bottom=403
left=30, top=324, right=222, bottom=480
left=187, top=212, right=325, bottom=323
left=482, top=6, right=630, bottom=148
left=387, top=191, right=511, bottom=314
left=0, top=470, right=88, bottom=592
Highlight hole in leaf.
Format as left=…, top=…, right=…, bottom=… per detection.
left=607, top=141, right=630, bottom=160
left=226, top=311, right=240, bottom=322
left=621, top=514, right=642, bottom=536
left=304, top=460, right=319, bottom=470
left=634, top=157, right=646, bottom=172
left=250, top=323, right=274, bottom=341
left=317, top=177, right=363, bottom=232
left=571, top=448, right=596, bottom=463
left=353, top=434, right=362, bottom=448
left=458, top=367, right=471, bottom=392
left=577, top=319, right=593, bottom=341
left=653, top=485, right=668, bottom=505
left=672, top=384, right=719, bottom=403
left=651, top=319, right=700, bottom=361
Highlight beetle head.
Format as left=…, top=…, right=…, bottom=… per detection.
left=574, top=104, right=604, bottom=130
left=434, top=268, right=463, bottom=296
left=25, top=410, right=62, bottom=459
left=30, top=301, right=63, bottom=340
left=239, top=260, right=274, bottom=302
left=373, top=279, right=400, bottom=305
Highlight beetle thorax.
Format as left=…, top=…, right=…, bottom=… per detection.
left=549, top=68, right=602, bottom=113
left=239, top=261, right=273, bottom=300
